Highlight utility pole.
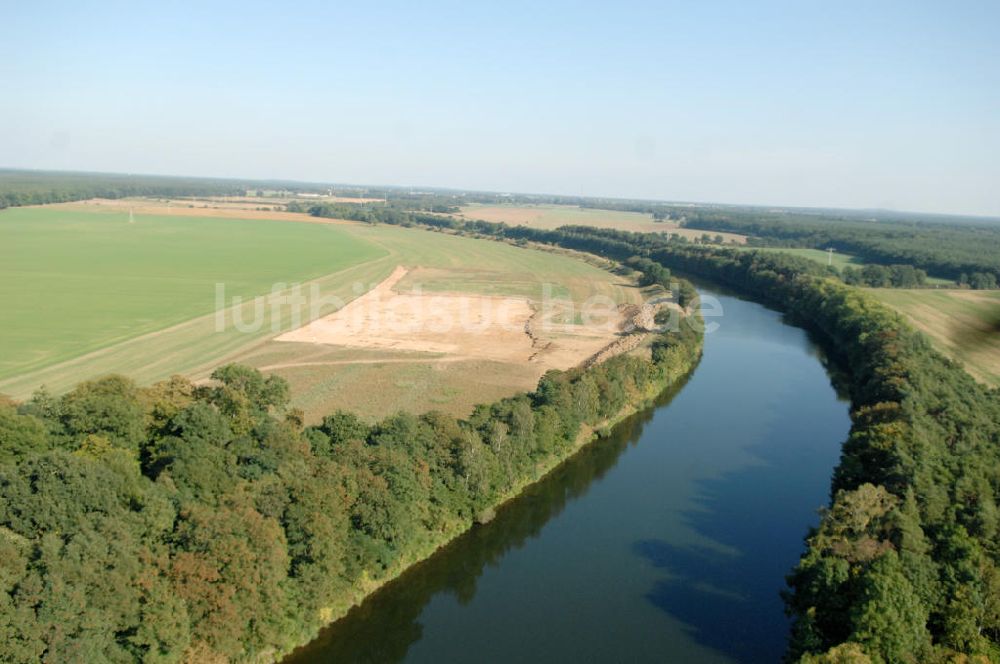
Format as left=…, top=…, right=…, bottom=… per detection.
left=827, top=247, right=834, bottom=266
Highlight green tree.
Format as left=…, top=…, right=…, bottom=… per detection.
left=59, top=375, right=146, bottom=450
left=849, top=551, right=931, bottom=663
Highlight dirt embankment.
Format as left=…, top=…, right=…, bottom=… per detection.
left=581, top=300, right=680, bottom=368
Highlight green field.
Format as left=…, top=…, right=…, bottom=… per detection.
left=872, top=288, right=1000, bottom=386
left=750, top=247, right=862, bottom=270
left=0, top=207, right=384, bottom=380
left=1, top=206, right=641, bottom=419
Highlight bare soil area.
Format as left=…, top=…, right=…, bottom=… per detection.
left=275, top=265, right=630, bottom=372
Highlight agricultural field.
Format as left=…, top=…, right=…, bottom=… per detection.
left=65, top=196, right=319, bottom=221
left=1, top=203, right=644, bottom=420
left=0, top=205, right=383, bottom=380
left=872, top=288, right=1000, bottom=386
left=457, top=203, right=747, bottom=243
left=232, top=223, right=646, bottom=421
left=745, top=247, right=862, bottom=271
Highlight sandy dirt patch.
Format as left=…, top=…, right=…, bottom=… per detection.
left=275, top=265, right=630, bottom=370
left=275, top=266, right=536, bottom=362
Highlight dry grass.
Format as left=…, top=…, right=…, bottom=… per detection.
left=53, top=198, right=331, bottom=222
left=457, top=204, right=746, bottom=244
left=872, top=288, right=1000, bottom=386
left=270, top=263, right=631, bottom=421
left=240, top=226, right=645, bottom=421
left=235, top=342, right=543, bottom=422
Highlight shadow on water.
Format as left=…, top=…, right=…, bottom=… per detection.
left=284, top=374, right=695, bottom=664
left=631, top=307, right=849, bottom=662
left=633, top=438, right=818, bottom=663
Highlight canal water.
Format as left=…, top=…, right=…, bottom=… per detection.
left=285, top=288, right=851, bottom=663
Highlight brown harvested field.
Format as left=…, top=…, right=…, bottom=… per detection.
left=268, top=263, right=639, bottom=421
left=457, top=203, right=747, bottom=244
left=234, top=342, right=545, bottom=421
left=207, top=194, right=386, bottom=205
left=216, top=223, right=647, bottom=422
left=872, top=288, right=1000, bottom=386
left=53, top=197, right=328, bottom=222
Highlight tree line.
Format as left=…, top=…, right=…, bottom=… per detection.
left=842, top=264, right=928, bottom=288
left=0, top=170, right=396, bottom=211
left=465, top=223, right=1000, bottom=663
left=678, top=208, right=1000, bottom=286
left=0, top=170, right=253, bottom=209
left=0, top=316, right=702, bottom=660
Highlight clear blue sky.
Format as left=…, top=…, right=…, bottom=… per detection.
left=4, top=1, right=999, bottom=215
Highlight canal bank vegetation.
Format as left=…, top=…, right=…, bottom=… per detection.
left=462, top=223, right=1000, bottom=663
left=306, top=204, right=1000, bottom=659
left=0, top=311, right=702, bottom=661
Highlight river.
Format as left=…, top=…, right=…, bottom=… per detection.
left=284, top=288, right=852, bottom=663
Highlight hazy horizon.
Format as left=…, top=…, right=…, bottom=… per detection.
left=4, top=1, right=999, bottom=216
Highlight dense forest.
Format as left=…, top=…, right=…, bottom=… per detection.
left=0, top=312, right=702, bottom=661
left=679, top=208, right=1000, bottom=285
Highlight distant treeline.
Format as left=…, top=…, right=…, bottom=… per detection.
left=296, top=201, right=460, bottom=219
left=0, top=170, right=413, bottom=210
left=0, top=310, right=702, bottom=659
left=678, top=209, right=1000, bottom=286
left=0, top=170, right=252, bottom=208
left=308, top=204, right=937, bottom=291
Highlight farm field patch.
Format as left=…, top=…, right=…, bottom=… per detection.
left=0, top=205, right=383, bottom=380
left=458, top=203, right=747, bottom=243
left=2, top=205, right=644, bottom=420
left=234, top=225, right=646, bottom=420
left=54, top=197, right=328, bottom=222
left=872, top=288, right=1000, bottom=386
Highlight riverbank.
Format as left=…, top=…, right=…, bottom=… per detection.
left=279, top=326, right=704, bottom=661
left=489, top=223, right=1000, bottom=662
left=280, top=283, right=854, bottom=664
